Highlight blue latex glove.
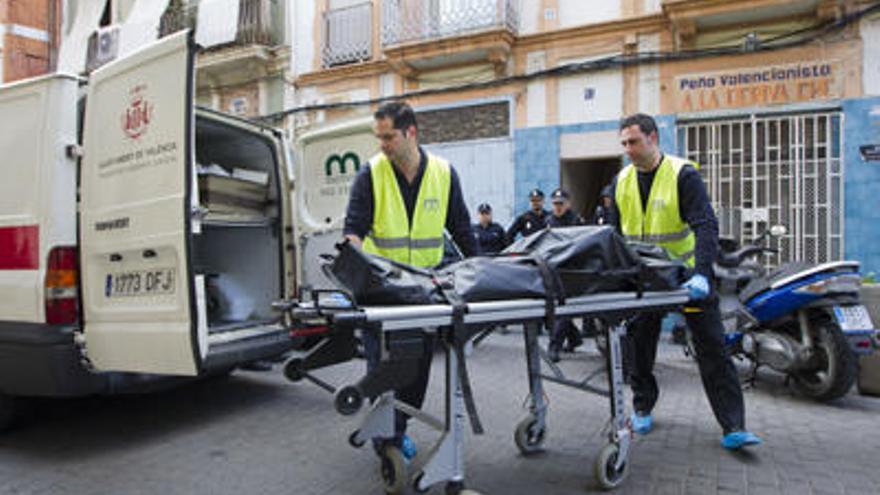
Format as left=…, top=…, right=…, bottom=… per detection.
left=682, top=273, right=710, bottom=300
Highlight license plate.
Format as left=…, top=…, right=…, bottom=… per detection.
left=105, top=268, right=176, bottom=298
left=833, top=305, right=875, bottom=332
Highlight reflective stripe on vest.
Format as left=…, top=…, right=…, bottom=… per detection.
left=615, top=155, right=697, bottom=267
left=362, top=153, right=451, bottom=267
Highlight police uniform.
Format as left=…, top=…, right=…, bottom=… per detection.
left=506, top=189, right=549, bottom=241
left=473, top=204, right=507, bottom=254
left=546, top=189, right=585, bottom=358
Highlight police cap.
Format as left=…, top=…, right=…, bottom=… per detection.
left=550, top=188, right=570, bottom=203
left=528, top=188, right=544, bottom=199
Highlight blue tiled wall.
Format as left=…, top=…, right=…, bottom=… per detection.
left=842, top=97, right=880, bottom=276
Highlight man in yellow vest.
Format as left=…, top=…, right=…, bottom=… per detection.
left=343, top=101, right=477, bottom=461
left=609, top=113, right=762, bottom=450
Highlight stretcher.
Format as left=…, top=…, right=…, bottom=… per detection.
left=276, top=288, right=689, bottom=494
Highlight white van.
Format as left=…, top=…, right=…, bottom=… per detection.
left=0, top=31, right=301, bottom=427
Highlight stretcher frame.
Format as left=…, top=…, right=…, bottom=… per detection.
left=279, top=288, right=689, bottom=494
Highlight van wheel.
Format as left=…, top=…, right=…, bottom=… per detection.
left=0, top=394, right=16, bottom=432
left=791, top=316, right=857, bottom=402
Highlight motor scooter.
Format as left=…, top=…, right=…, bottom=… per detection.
left=711, top=225, right=877, bottom=401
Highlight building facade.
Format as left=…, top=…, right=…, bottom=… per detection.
left=38, top=0, right=290, bottom=120
left=291, top=0, right=880, bottom=274
left=0, top=0, right=61, bottom=83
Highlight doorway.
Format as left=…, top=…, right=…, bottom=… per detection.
left=560, top=157, right=621, bottom=221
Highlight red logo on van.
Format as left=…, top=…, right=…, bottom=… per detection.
left=122, top=85, right=153, bottom=140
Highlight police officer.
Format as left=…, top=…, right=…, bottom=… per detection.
left=343, top=101, right=477, bottom=462
left=506, top=188, right=549, bottom=242
left=609, top=113, right=761, bottom=450
left=545, top=188, right=585, bottom=361
left=473, top=203, right=507, bottom=254
left=590, top=185, right=613, bottom=225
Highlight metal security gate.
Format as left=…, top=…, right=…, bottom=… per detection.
left=678, top=112, right=844, bottom=266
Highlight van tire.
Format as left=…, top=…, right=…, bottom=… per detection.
left=0, top=394, right=16, bottom=432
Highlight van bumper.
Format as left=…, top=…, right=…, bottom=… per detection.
left=0, top=322, right=106, bottom=397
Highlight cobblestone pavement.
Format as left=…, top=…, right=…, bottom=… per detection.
left=1, top=330, right=879, bottom=495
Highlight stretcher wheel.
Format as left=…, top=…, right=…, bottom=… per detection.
left=444, top=481, right=482, bottom=495
left=348, top=430, right=365, bottom=448
left=411, top=472, right=429, bottom=493
left=513, top=415, right=545, bottom=455
left=379, top=445, right=407, bottom=495
left=283, top=358, right=305, bottom=382
left=594, top=443, right=629, bottom=490
left=335, top=386, right=363, bottom=415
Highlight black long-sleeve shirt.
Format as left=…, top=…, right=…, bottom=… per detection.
left=506, top=209, right=549, bottom=242
left=343, top=147, right=477, bottom=258
left=546, top=209, right=584, bottom=228
left=473, top=221, right=507, bottom=254
left=606, top=156, right=719, bottom=277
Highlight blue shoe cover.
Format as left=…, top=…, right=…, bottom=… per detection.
left=630, top=412, right=653, bottom=434
left=721, top=431, right=762, bottom=450
left=401, top=434, right=417, bottom=462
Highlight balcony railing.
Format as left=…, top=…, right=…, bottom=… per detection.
left=323, top=2, right=373, bottom=67
left=381, top=0, right=519, bottom=47
left=159, top=0, right=278, bottom=47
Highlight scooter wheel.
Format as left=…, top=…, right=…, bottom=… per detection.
left=790, top=316, right=857, bottom=401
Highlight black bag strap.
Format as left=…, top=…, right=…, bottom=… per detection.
left=432, top=273, right=484, bottom=435
left=525, top=254, right=565, bottom=331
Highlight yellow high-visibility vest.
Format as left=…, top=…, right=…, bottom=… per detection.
left=615, top=155, right=697, bottom=267
left=362, top=152, right=451, bottom=267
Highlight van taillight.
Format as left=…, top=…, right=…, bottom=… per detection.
left=45, top=246, right=79, bottom=325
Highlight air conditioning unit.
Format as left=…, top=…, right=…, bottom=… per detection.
left=85, top=26, right=120, bottom=73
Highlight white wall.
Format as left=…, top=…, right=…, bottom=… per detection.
left=329, top=0, right=369, bottom=8
left=526, top=50, right=547, bottom=127
left=558, top=0, right=620, bottom=29
left=643, top=0, right=661, bottom=14
left=424, top=139, right=515, bottom=226
left=863, top=16, right=880, bottom=96
left=519, top=0, right=540, bottom=35
left=637, top=34, right=660, bottom=115
left=557, top=55, right=623, bottom=125
left=293, top=1, right=316, bottom=76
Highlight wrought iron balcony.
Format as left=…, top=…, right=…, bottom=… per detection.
left=322, top=2, right=373, bottom=67
left=159, top=0, right=279, bottom=47
left=381, top=0, right=519, bottom=47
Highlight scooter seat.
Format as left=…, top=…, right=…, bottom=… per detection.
left=738, top=261, right=812, bottom=303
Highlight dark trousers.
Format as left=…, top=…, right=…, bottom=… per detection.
left=627, top=296, right=745, bottom=434
left=363, top=328, right=433, bottom=444
left=550, top=318, right=581, bottom=349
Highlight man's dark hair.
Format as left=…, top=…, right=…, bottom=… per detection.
left=619, top=113, right=658, bottom=138
left=374, top=101, right=418, bottom=132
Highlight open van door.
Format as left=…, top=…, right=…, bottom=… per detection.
left=80, top=31, right=201, bottom=375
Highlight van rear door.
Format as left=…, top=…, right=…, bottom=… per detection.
left=79, top=31, right=201, bottom=375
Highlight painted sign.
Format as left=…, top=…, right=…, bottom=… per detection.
left=675, top=61, right=842, bottom=112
